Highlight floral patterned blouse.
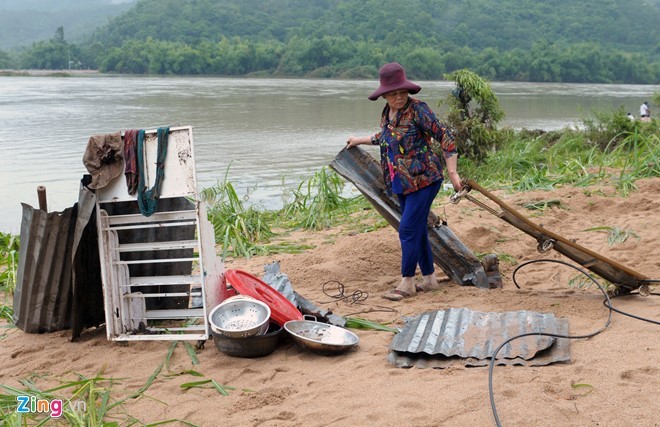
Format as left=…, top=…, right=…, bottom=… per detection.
left=371, top=97, right=456, bottom=195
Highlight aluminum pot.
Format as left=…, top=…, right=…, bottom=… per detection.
left=284, top=319, right=359, bottom=355
left=212, top=322, right=283, bottom=358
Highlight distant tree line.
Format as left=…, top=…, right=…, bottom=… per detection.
left=3, top=0, right=659, bottom=84
left=9, top=33, right=657, bottom=84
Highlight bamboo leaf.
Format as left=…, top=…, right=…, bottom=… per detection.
left=164, top=370, right=204, bottom=378
left=344, top=316, right=398, bottom=333
left=180, top=379, right=212, bottom=389
left=211, top=380, right=229, bottom=396
left=165, top=341, right=178, bottom=371
left=571, top=381, right=595, bottom=395
left=182, top=341, right=199, bottom=365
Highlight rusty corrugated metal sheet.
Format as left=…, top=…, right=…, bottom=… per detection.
left=388, top=308, right=570, bottom=369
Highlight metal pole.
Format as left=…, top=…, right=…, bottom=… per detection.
left=37, top=185, right=47, bottom=212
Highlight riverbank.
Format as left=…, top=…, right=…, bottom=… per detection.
left=1, top=178, right=658, bottom=426
left=0, top=69, right=101, bottom=77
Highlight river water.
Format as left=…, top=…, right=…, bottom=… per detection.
left=0, top=75, right=656, bottom=233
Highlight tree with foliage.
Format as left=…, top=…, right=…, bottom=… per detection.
left=0, top=50, right=13, bottom=69
left=20, top=26, right=80, bottom=70
left=653, top=92, right=660, bottom=110
left=440, top=70, right=504, bottom=163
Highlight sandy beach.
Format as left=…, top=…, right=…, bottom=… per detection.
left=1, top=177, right=659, bottom=426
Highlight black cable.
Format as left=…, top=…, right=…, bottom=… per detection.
left=319, top=280, right=396, bottom=316
left=489, top=259, right=613, bottom=427
left=603, top=291, right=660, bottom=325
left=320, top=280, right=369, bottom=304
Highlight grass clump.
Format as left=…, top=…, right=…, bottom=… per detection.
left=583, top=226, right=640, bottom=246
left=281, top=167, right=361, bottom=231
left=458, top=109, right=658, bottom=193
left=202, top=167, right=376, bottom=259
left=0, top=232, right=20, bottom=295
left=0, top=342, right=215, bottom=426
left=201, top=178, right=274, bottom=260
left=0, top=371, right=163, bottom=426
left=521, top=199, right=566, bottom=211
left=0, top=232, right=19, bottom=329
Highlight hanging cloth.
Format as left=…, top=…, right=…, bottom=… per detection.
left=123, top=129, right=139, bottom=195
left=137, top=127, right=169, bottom=217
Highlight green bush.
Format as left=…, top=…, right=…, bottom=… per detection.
left=0, top=232, right=19, bottom=295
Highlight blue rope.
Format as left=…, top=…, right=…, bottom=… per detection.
left=137, top=127, right=169, bottom=216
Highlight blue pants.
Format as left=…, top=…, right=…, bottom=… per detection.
left=396, top=181, right=441, bottom=277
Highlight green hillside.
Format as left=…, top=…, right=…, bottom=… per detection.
left=89, top=0, right=659, bottom=53
left=0, top=0, right=135, bottom=50
left=6, top=0, right=660, bottom=83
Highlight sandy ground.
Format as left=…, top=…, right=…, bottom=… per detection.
left=1, top=178, right=659, bottom=426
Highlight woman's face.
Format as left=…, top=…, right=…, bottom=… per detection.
left=383, top=89, right=409, bottom=110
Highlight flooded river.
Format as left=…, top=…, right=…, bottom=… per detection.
left=0, top=75, right=656, bottom=232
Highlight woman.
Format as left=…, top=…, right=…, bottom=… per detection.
left=346, top=62, right=462, bottom=301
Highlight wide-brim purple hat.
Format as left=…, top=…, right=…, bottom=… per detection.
left=368, top=62, right=421, bottom=101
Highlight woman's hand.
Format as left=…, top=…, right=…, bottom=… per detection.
left=346, top=136, right=370, bottom=148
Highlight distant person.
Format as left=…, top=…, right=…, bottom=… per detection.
left=345, top=62, right=462, bottom=301
left=640, top=101, right=651, bottom=122
left=626, top=112, right=635, bottom=121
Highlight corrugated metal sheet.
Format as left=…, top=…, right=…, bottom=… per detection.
left=388, top=308, right=570, bottom=369
left=13, top=179, right=105, bottom=337
left=13, top=203, right=77, bottom=333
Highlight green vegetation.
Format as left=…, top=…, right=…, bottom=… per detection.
left=344, top=317, right=399, bottom=333
left=458, top=112, right=659, bottom=193
left=0, top=341, right=216, bottom=426
left=440, top=69, right=505, bottom=162
left=199, top=106, right=657, bottom=260
left=653, top=92, right=660, bottom=107
left=0, top=232, right=19, bottom=292
left=19, top=27, right=82, bottom=71
left=474, top=251, right=518, bottom=266
left=569, top=274, right=615, bottom=292
left=201, top=176, right=275, bottom=260
left=0, top=232, right=14, bottom=335
left=201, top=167, right=371, bottom=259
left=179, top=379, right=252, bottom=396
left=3, top=0, right=659, bottom=83
left=521, top=200, right=566, bottom=211
left=0, top=370, right=193, bottom=426
left=570, top=381, right=595, bottom=396
left=283, top=167, right=356, bottom=231
left=583, top=226, right=640, bottom=246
